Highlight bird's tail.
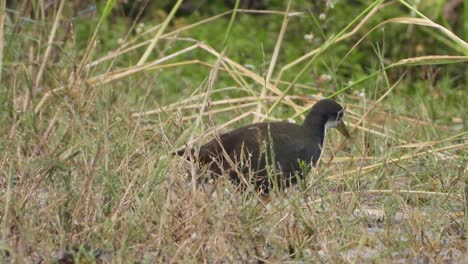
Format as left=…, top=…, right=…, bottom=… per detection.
left=173, top=147, right=215, bottom=165
left=173, top=147, right=195, bottom=157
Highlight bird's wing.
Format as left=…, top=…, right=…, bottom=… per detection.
left=267, top=126, right=314, bottom=172
left=199, top=125, right=269, bottom=165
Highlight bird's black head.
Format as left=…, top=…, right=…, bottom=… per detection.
left=304, top=99, right=350, bottom=138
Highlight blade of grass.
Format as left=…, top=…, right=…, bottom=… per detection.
left=198, top=43, right=302, bottom=112
left=267, top=0, right=384, bottom=115
left=86, top=9, right=303, bottom=69
left=274, top=0, right=384, bottom=86
left=222, top=0, right=240, bottom=48
left=75, top=0, right=116, bottom=77
left=137, top=0, right=183, bottom=65
left=327, top=55, right=467, bottom=99
left=330, top=142, right=466, bottom=179
left=0, top=0, right=5, bottom=84
left=339, top=17, right=467, bottom=67
left=397, top=0, right=468, bottom=52
left=326, top=75, right=404, bottom=166
left=34, top=43, right=201, bottom=113
left=253, top=0, right=291, bottom=122
left=307, top=189, right=463, bottom=207
left=32, top=0, right=64, bottom=98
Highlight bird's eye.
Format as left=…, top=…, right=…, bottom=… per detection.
left=337, top=110, right=343, bottom=121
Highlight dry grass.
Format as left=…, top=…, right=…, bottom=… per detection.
left=0, top=0, right=466, bottom=263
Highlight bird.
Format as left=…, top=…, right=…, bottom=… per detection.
left=176, top=99, right=350, bottom=192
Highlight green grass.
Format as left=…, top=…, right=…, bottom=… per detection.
left=0, top=0, right=467, bottom=262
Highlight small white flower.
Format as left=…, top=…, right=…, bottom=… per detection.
left=136, top=23, right=145, bottom=34
left=288, top=118, right=296, bottom=124
left=358, top=89, right=365, bottom=97
left=319, top=13, right=326, bottom=20
left=304, top=33, right=314, bottom=42
left=319, top=73, right=332, bottom=82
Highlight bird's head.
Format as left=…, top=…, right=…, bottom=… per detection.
left=305, top=99, right=350, bottom=138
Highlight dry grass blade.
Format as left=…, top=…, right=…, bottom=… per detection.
left=389, top=55, right=468, bottom=67
left=253, top=1, right=291, bottom=122
left=326, top=77, right=403, bottom=165
left=181, top=111, right=253, bottom=149
left=133, top=95, right=307, bottom=118
left=85, top=13, right=230, bottom=68
left=86, top=9, right=304, bottom=69
left=33, top=0, right=65, bottom=97
left=331, top=142, right=466, bottom=179
left=131, top=86, right=239, bottom=117
left=397, top=0, right=468, bottom=51
left=75, top=0, right=116, bottom=77
left=37, top=39, right=302, bottom=115
left=275, top=1, right=384, bottom=83
left=198, top=43, right=302, bottom=113
left=346, top=17, right=468, bottom=60
left=34, top=43, right=201, bottom=113
left=137, top=0, right=183, bottom=65
left=346, top=121, right=406, bottom=144
left=307, top=189, right=464, bottom=207
left=89, top=44, right=201, bottom=85
left=394, top=131, right=468, bottom=148
left=0, top=0, right=6, bottom=83
left=321, top=99, right=453, bottom=132
left=180, top=102, right=257, bottom=121
left=20, top=142, right=83, bottom=209
left=185, top=46, right=227, bottom=193
left=219, top=59, right=257, bottom=97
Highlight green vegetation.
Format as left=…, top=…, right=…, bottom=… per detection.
left=0, top=0, right=466, bottom=262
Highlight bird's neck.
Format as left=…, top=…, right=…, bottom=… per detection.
left=303, top=115, right=328, bottom=147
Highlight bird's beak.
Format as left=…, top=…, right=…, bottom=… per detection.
left=336, top=120, right=350, bottom=138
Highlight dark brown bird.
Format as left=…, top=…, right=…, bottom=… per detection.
left=176, top=99, right=350, bottom=192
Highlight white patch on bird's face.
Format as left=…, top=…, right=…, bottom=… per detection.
left=325, top=119, right=339, bottom=129
left=316, top=109, right=344, bottom=165
left=316, top=120, right=335, bottom=166
left=325, top=109, right=344, bottom=129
